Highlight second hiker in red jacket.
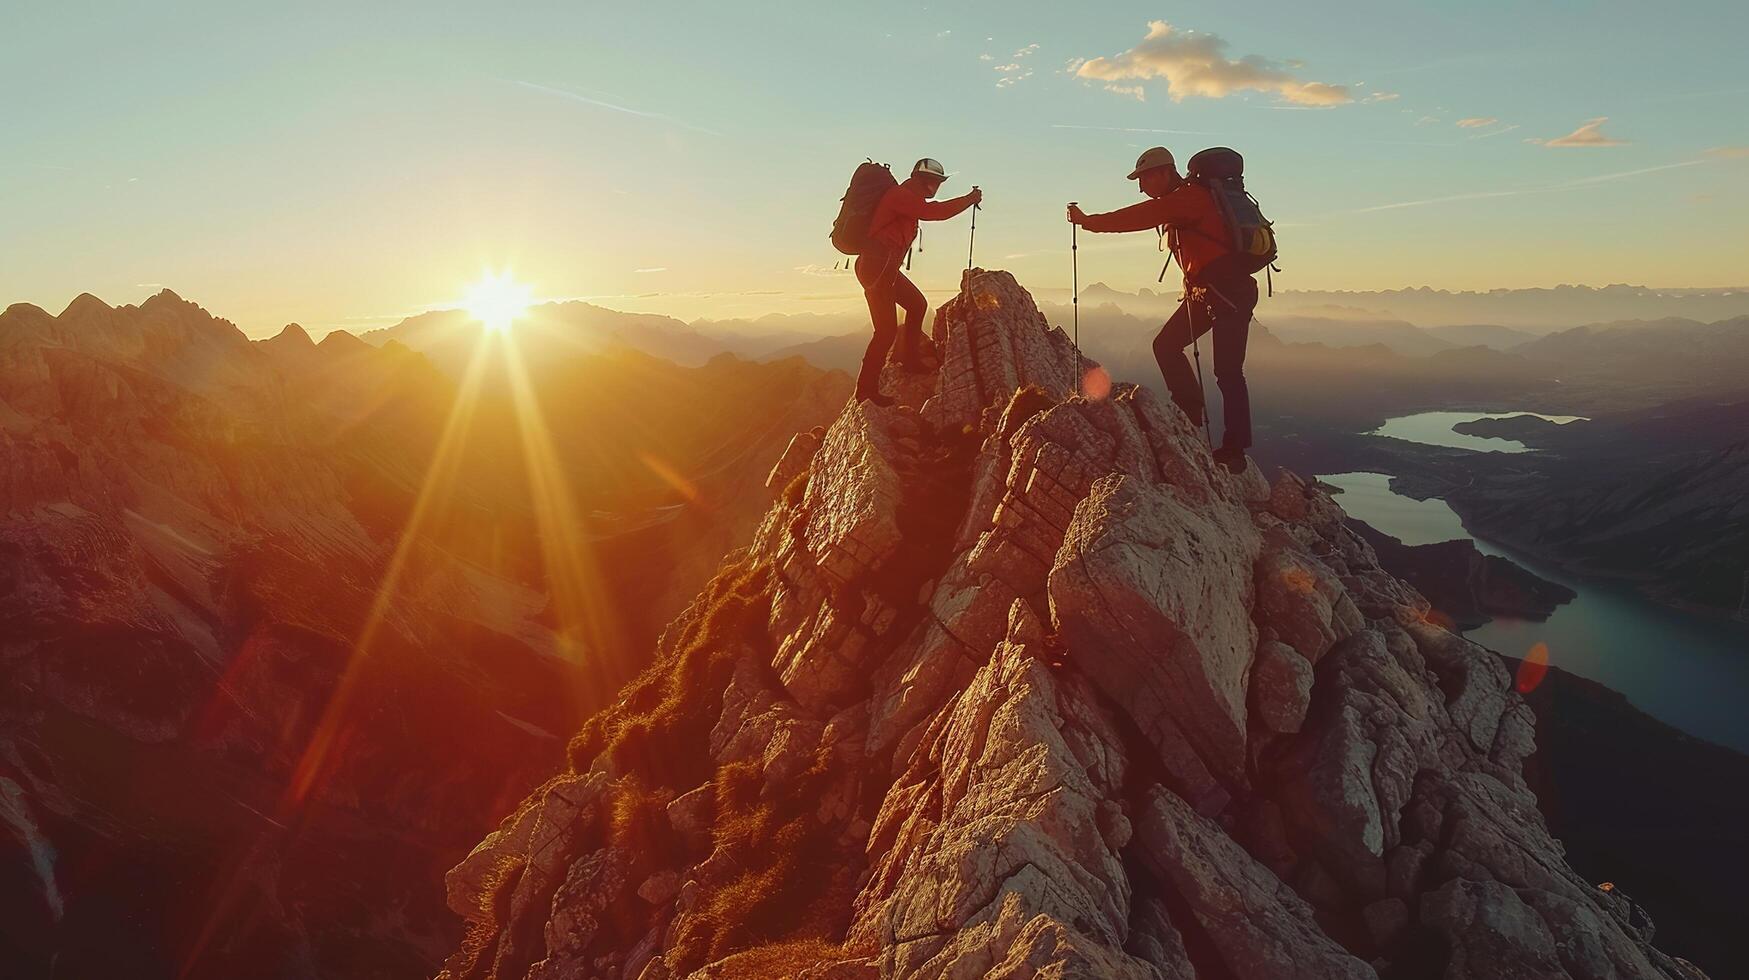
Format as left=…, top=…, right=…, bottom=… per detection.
left=855, top=158, right=981, bottom=406
left=1068, top=147, right=1259, bottom=472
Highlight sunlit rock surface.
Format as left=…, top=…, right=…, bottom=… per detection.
left=440, top=271, right=1710, bottom=980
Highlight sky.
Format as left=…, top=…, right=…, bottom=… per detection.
left=3, top=0, right=1747, bottom=337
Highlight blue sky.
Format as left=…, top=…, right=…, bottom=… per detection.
left=3, top=1, right=1746, bottom=335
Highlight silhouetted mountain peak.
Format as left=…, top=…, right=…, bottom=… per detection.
left=137, top=287, right=194, bottom=314
left=1, top=301, right=50, bottom=322
left=316, top=328, right=369, bottom=355
left=268, top=323, right=315, bottom=348
left=60, top=292, right=110, bottom=318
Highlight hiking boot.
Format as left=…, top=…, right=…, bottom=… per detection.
left=1212, top=446, right=1248, bottom=474
left=893, top=331, right=938, bottom=373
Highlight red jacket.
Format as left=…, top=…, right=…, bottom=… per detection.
left=869, top=179, right=975, bottom=251
left=1080, top=182, right=1229, bottom=284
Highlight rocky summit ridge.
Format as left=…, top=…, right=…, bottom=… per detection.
left=438, top=270, right=1709, bottom=980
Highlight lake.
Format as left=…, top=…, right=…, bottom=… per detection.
left=1323, top=467, right=1749, bottom=754
left=1369, top=411, right=1588, bottom=453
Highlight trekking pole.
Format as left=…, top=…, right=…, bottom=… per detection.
left=966, top=199, right=979, bottom=271
left=1187, top=298, right=1214, bottom=450
left=1070, top=205, right=1080, bottom=397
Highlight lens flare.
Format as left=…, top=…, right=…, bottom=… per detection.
left=1082, top=366, right=1112, bottom=400
left=1516, top=641, right=1551, bottom=694
left=463, top=270, right=533, bottom=333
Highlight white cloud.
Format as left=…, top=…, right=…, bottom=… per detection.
left=992, top=43, right=1041, bottom=87
left=1362, top=91, right=1401, bottom=103
left=635, top=267, right=668, bottom=273
left=1455, top=116, right=1498, bottom=128
left=1105, top=84, right=1146, bottom=101
left=1530, top=116, right=1629, bottom=148
left=1074, top=21, right=1350, bottom=106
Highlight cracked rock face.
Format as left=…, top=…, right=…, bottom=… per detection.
left=438, top=271, right=1711, bottom=980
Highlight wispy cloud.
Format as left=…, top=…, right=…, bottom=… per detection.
left=1362, top=91, right=1401, bottom=104
left=1556, top=159, right=1706, bottom=186
left=795, top=263, right=853, bottom=277
left=994, top=42, right=1040, bottom=88
left=1625, top=85, right=1749, bottom=106
left=507, top=79, right=720, bottom=136
left=1350, top=188, right=1521, bottom=214
left=1704, top=146, right=1749, bottom=159
left=634, top=267, right=668, bottom=273
left=1342, top=159, right=1706, bottom=215
left=1528, top=116, right=1628, bottom=148
left=1455, top=117, right=1498, bottom=128
left=1072, top=21, right=1350, bottom=106
left=1050, top=123, right=1225, bottom=136
left=1465, top=123, right=1520, bottom=140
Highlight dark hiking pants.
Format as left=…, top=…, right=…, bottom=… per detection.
left=1153, top=276, right=1259, bottom=450
left=854, top=245, right=927, bottom=397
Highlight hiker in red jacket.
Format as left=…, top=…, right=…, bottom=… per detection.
left=855, top=158, right=981, bottom=406
left=1068, top=147, right=1259, bottom=472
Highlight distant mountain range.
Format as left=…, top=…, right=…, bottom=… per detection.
left=1441, top=400, right=1749, bottom=615
left=360, top=301, right=817, bottom=374
left=0, top=288, right=849, bottom=978
left=1078, top=281, right=1749, bottom=330
left=352, top=285, right=1749, bottom=380
left=1512, top=316, right=1749, bottom=394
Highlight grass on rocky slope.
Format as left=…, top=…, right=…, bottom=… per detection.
left=566, top=555, right=775, bottom=787
left=556, top=532, right=863, bottom=973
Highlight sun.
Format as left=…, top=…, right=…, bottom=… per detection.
left=463, top=270, right=533, bottom=333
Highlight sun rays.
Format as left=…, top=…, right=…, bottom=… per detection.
left=182, top=279, right=638, bottom=977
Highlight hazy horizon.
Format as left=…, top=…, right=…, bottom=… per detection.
left=10, top=277, right=1749, bottom=342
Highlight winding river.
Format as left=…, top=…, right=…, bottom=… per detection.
left=1325, top=413, right=1749, bottom=754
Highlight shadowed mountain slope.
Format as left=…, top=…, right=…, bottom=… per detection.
left=0, top=290, right=848, bottom=979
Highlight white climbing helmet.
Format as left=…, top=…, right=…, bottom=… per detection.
left=912, top=158, right=952, bottom=182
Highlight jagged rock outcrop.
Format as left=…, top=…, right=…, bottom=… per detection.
left=439, top=270, right=1711, bottom=980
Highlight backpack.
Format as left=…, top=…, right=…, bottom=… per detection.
left=830, top=160, right=897, bottom=256
left=1183, top=147, right=1279, bottom=282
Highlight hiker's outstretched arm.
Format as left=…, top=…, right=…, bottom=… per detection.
left=895, top=192, right=978, bottom=222
left=1078, top=198, right=1171, bottom=233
